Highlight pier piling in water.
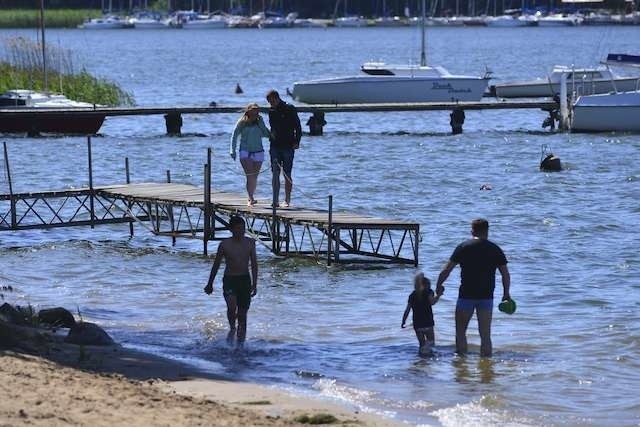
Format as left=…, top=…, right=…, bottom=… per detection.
left=164, top=112, right=183, bottom=135
left=450, top=107, right=465, bottom=134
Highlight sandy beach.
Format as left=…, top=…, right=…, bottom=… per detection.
left=0, top=321, right=400, bottom=426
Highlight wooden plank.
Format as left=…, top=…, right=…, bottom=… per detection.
left=96, top=183, right=419, bottom=228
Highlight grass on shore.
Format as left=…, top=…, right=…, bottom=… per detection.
left=0, top=37, right=133, bottom=106
left=0, top=9, right=102, bottom=29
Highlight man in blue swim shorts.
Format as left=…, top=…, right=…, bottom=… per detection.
left=435, top=218, right=511, bottom=357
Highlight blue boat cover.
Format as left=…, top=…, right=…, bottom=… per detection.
left=606, top=54, right=640, bottom=66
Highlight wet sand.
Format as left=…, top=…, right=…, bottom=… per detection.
left=0, top=321, right=399, bottom=426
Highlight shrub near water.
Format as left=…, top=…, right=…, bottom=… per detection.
left=0, top=9, right=101, bottom=28
left=0, top=37, right=133, bottom=106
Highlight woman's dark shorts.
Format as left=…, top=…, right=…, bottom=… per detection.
left=223, top=275, right=252, bottom=310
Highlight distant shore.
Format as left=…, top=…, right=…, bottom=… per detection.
left=0, top=320, right=399, bottom=426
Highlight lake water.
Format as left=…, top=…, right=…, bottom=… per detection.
left=1, top=26, right=639, bottom=426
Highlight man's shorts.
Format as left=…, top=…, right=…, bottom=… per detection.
left=270, top=148, right=295, bottom=178
left=222, top=275, right=252, bottom=310
left=456, top=298, right=493, bottom=313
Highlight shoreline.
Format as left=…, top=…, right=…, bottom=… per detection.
left=0, top=320, right=402, bottom=426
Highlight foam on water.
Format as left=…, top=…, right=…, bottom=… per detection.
left=431, top=396, right=534, bottom=427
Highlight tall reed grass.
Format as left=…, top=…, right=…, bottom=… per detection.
left=0, top=37, right=134, bottom=106
left=0, top=9, right=101, bottom=29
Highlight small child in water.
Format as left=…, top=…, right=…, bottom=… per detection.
left=402, top=272, right=440, bottom=355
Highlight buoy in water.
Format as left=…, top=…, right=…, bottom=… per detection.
left=540, top=153, right=562, bottom=171
left=235, top=83, right=243, bottom=94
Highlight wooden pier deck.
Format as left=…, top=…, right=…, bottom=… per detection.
left=0, top=99, right=558, bottom=117
left=0, top=182, right=419, bottom=265
left=0, top=99, right=560, bottom=134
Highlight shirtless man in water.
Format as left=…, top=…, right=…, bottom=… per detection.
left=204, top=216, right=257, bottom=347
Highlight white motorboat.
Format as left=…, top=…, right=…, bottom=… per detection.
left=181, top=16, right=227, bottom=29
left=571, top=91, right=640, bottom=132
left=78, top=16, right=133, bottom=29
left=128, top=14, right=170, bottom=29
left=334, top=16, right=368, bottom=27
left=571, top=54, right=640, bottom=132
left=491, top=63, right=640, bottom=98
left=292, top=72, right=489, bottom=104
left=0, top=90, right=105, bottom=134
left=259, top=15, right=292, bottom=28
left=170, top=11, right=226, bottom=29
left=536, top=13, right=583, bottom=26
left=374, top=16, right=407, bottom=27
left=486, top=14, right=537, bottom=27
left=292, top=18, right=328, bottom=28
left=292, top=0, right=489, bottom=104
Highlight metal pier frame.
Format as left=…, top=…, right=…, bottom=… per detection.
left=0, top=140, right=419, bottom=266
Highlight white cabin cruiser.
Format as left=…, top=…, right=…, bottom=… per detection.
left=491, top=63, right=640, bottom=98
left=571, top=54, right=640, bottom=132
left=78, top=16, right=133, bottom=29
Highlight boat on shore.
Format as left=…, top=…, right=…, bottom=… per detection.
left=0, top=90, right=105, bottom=135
left=292, top=0, right=489, bottom=104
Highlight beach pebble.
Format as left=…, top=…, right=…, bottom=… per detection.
left=38, top=307, right=76, bottom=328
left=65, top=322, right=114, bottom=346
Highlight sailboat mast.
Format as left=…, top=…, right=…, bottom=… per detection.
left=39, top=0, right=47, bottom=92
left=421, top=0, right=426, bottom=67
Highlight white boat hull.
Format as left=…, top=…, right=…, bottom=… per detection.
left=494, top=77, right=640, bottom=98
left=292, top=76, right=489, bottom=104
left=132, top=20, right=169, bottom=29
left=181, top=19, right=226, bottom=29
left=572, top=92, right=640, bottom=132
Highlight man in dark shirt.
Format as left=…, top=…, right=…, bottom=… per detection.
left=435, top=218, right=511, bottom=357
left=266, top=89, right=301, bottom=208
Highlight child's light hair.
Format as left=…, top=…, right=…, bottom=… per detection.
left=414, top=272, right=425, bottom=290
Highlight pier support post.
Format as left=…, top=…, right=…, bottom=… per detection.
left=559, top=73, right=569, bottom=131
left=327, top=195, right=333, bottom=266
left=167, top=169, right=176, bottom=246
left=125, top=157, right=134, bottom=237
left=307, top=111, right=326, bottom=136
left=2, top=142, right=16, bottom=228
left=203, top=163, right=210, bottom=256
left=87, top=136, right=95, bottom=229
left=203, top=148, right=213, bottom=255
left=164, top=112, right=183, bottom=136
left=450, top=107, right=465, bottom=135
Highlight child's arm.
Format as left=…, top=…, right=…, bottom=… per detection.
left=428, top=291, right=440, bottom=305
left=401, top=304, right=411, bottom=328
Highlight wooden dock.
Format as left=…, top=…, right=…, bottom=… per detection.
left=0, top=99, right=558, bottom=116
left=0, top=182, right=419, bottom=265
left=0, top=99, right=560, bottom=134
